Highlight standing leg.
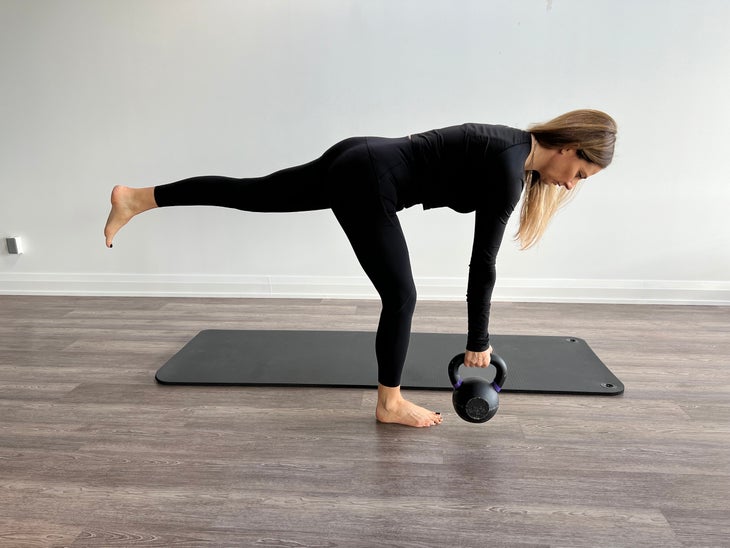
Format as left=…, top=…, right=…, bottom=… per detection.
left=331, top=206, right=442, bottom=428
left=333, top=210, right=415, bottom=387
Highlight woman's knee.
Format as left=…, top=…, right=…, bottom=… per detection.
left=382, top=282, right=417, bottom=318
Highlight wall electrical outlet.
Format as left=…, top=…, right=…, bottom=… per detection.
left=6, top=237, right=23, bottom=254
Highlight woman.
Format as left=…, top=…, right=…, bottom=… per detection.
left=104, top=109, right=617, bottom=428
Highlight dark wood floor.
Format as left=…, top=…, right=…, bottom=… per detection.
left=0, top=295, right=728, bottom=547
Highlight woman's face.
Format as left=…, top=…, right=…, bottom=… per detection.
left=539, top=148, right=602, bottom=190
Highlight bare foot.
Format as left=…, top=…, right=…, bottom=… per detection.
left=104, top=185, right=157, bottom=248
left=376, top=385, right=443, bottom=428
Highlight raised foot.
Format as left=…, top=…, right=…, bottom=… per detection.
left=104, top=185, right=133, bottom=248
left=104, top=185, right=156, bottom=248
left=376, top=397, right=443, bottom=428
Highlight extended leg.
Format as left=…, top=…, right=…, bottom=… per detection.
left=104, top=154, right=334, bottom=247
left=150, top=138, right=370, bottom=213
left=152, top=158, right=330, bottom=213
left=104, top=138, right=372, bottom=247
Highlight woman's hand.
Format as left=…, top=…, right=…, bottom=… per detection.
left=464, top=346, right=493, bottom=367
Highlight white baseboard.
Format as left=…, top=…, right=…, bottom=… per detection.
left=1, top=273, right=729, bottom=305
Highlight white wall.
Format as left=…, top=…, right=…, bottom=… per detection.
left=1, top=0, right=729, bottom=304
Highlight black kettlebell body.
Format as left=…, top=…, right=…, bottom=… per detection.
left=448, top=353, right=508, bottom=423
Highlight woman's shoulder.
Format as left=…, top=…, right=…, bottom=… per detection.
left=462, top=123, right=531, bottom=149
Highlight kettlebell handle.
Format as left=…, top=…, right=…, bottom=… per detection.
left=448, top=352, right=508, bottom=391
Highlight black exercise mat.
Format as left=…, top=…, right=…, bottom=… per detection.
left=155, top=330, right=623, bottom=395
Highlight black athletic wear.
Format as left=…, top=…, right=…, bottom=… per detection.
left=153, top=124, right=532, bottom=387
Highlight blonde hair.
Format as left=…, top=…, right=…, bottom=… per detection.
left=517, top=109, right=617, bottom=249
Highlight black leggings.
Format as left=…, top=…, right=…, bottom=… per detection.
left=154, top=137, right=416, bottom=387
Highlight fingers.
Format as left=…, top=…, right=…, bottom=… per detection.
left=464, top=347, right=493, bottom=367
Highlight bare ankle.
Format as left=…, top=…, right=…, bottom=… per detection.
left=377, top=384, right=404, bottom=408
left=115, top=185, right=157, bottom=214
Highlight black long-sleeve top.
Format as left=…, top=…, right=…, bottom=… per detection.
left=405, top=124, right=532, bottom=351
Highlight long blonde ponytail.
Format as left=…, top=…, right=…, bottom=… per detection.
left=517, top=109, right=617, bottom=249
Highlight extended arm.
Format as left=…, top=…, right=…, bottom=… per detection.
left=464, top=199, right=514, bottom=366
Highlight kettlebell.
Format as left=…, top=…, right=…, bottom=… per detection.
left=448, top=352, right=508, bottom=423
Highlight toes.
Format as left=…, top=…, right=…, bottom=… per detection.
left=424, top=413, right=441, bottom=426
